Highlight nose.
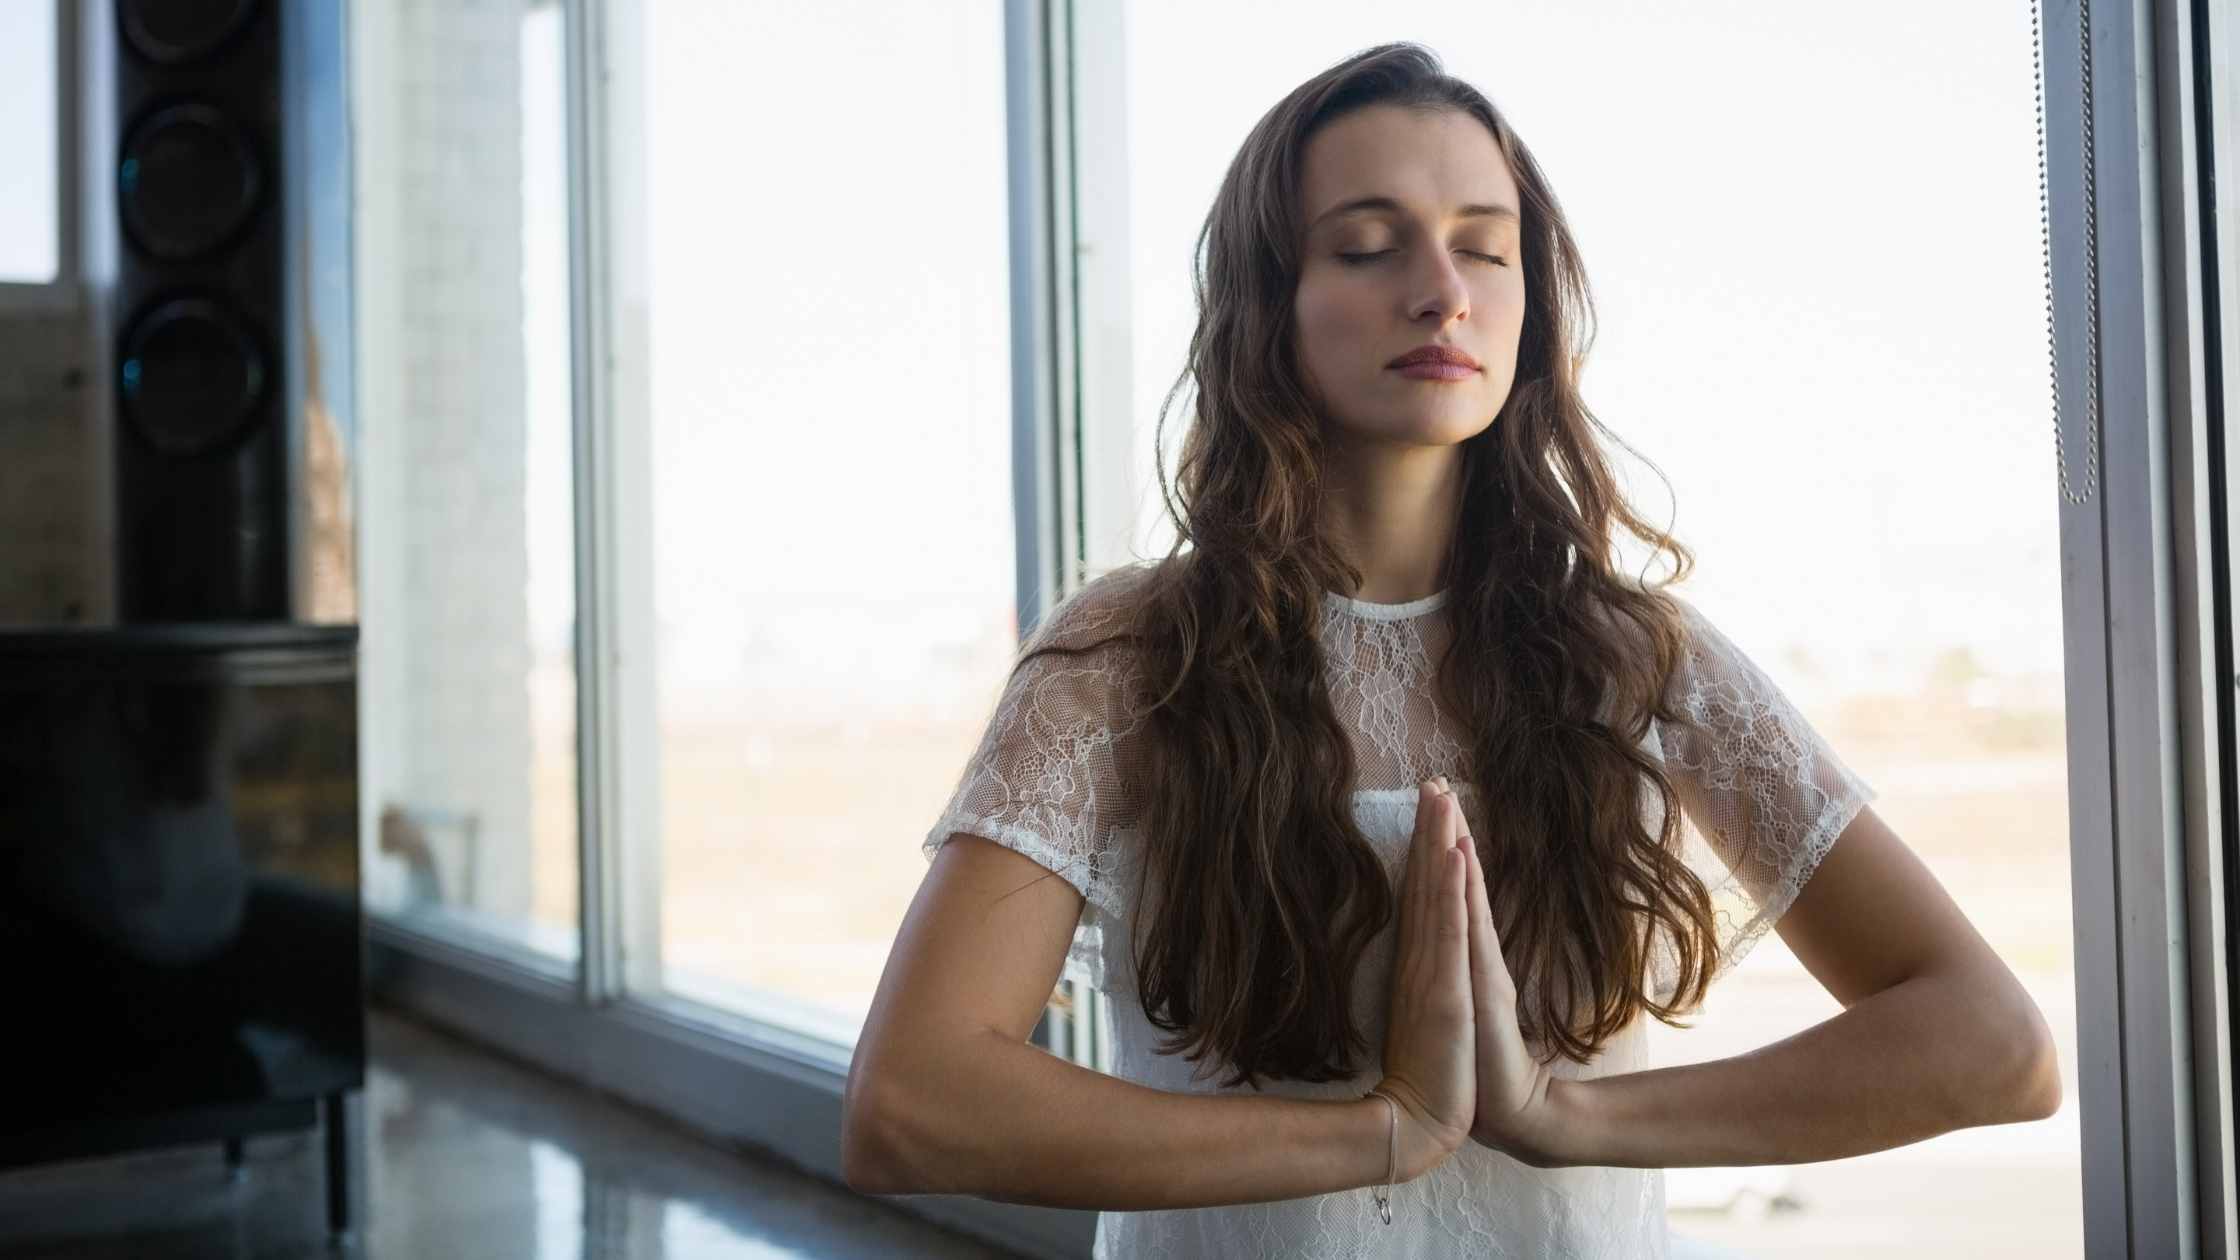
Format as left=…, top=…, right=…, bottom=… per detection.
left=1407, top=252, right=1471, bottom=325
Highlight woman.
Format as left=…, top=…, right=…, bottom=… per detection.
left=844, top=40, right=2061, bottom=1259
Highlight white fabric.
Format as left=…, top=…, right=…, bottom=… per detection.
left=923, top=562, right=1877, bottom=1259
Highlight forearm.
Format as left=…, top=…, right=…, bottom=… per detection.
left=1528, top=967, right=2057, bottom=1169
left=853, top=1031, right=1421, bottom=1209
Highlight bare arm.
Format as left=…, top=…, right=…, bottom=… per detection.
left=1529, top=961, right=2055, bottom=1168
left=1516, top=805, right=2059, bottom=1169
left=854, top=1027, right=1417, bottom=1208
left=843, top=833, right=1448, bottom=1206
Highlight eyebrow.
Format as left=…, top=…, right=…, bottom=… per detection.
left=1307, top=196, right=1519, bottom=233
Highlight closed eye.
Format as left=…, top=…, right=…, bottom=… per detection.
left=1336, top=249, right=1507, bottom=266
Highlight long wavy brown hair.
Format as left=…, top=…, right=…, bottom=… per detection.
left=1023, top=42, right=1723, bottom=1089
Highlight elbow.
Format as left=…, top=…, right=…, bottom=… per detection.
left=845, top=1037, right=994, bottom=1197
left=840, top=1074, right=916, bottom=1195
left=1958, top=973, right=2062, bottom=1125
left=840, top=1113, right=899, bottom=1195
left=1984, top=1012, right=2063, bottom=1124
left=2013, top=1033, right=2063, bottom=1122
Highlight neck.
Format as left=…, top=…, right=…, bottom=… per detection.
left=1319, top=436, right=1464, bottom=603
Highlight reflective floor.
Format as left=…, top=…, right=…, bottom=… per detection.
left=0, top=1008, right=1018, bottom=1259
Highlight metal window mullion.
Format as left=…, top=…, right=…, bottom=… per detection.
left=54, top=0, right=79, bottom=288
left=2168, top=0, right=2240, bottom=1250
left=2166, top=0, right=2240, bottom=1251
left=563, top=0, right=623, bottom=1006
left=1049, top=0, right=1097, bottom=1067
left=1057, top=0, right=1140, bottom=1076
left=1050, top=0, right=1085, bottom=604
left=75, top=0, right=116, bottom=619
left=1011, top=0, right=1074, bottom=625
left=1006, top=0, right=1085, bottom=1059
left=2210, top=1, right=2240, bottom=1255
left=2054, top=0, right=2237, bottom=1254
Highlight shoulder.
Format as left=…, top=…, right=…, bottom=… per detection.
left=995, top=563, right=1163, bottom=735
left=1578, top=577, right=1710, bottom=664
left=1024, top=560, right=1163, bottom=654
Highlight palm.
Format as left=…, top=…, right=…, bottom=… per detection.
left=1448, top=789, right=1560, bottom=1160
left=1469, top=958, right=1557, bottom=1152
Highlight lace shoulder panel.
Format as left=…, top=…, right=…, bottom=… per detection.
left=921, top=564, right=1158, bottom=996
left=1646, top=594, right=1878, bottom=1003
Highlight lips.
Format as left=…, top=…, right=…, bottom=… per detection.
left=1388, top=345, right=1480, bottom=370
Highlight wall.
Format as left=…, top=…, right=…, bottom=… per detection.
left=0, top=298, right=95, bottom=626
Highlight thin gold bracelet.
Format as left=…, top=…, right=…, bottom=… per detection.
left=1363, top=1087, right=1398, bottom=1224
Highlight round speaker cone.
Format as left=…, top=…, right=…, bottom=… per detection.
left=119, top=0, right=257, bottom=66
left=119, top=105, right=261, bottom=260
left=120, top=300, right=268, bottom=458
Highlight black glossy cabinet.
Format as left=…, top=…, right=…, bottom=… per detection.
left=0, top=625, right=362, bottom=1232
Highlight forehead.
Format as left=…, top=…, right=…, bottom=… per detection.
left=1299, top=104, right=1518, bottom=229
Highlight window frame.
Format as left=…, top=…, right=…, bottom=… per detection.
left=2051, top=0, right=2238, bottom=1253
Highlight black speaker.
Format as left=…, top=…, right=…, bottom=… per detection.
left=110, top=0, right=292, bottom=622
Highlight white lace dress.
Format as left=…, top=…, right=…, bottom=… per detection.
left=923, top=563, right=1878, bottom=1259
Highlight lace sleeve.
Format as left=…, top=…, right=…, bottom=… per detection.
left=1646, top=595, right=1878, bottom=1006
left=922, top=571, right=1151, bottom=1000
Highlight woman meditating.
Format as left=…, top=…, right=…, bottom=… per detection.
left=843, top=40, right=2062, bottom=1259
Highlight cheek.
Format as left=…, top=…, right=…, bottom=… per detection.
left=1492, top=270, right=1528, bottom=325
left=1292, top=276, right=1361, bottom=357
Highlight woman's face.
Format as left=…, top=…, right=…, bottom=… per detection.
left=1293, top=104, right=1526, bottom=451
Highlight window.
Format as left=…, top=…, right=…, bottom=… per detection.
left=603, top=0, right=1013, bottom=1035
left=353, top=0, right=581, bottom=963
left=0, top=1, right=60, bottom=284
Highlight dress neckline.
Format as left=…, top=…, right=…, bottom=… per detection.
left=1322, top=588, right=1450, bottom=620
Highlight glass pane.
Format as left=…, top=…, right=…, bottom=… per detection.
left=353, top=0, right=579, bottom=962
left=1109, top=5, right=2081, bottom=1255
left=0, top=1, right=58, bottom=283
left=609, top=0, right=1012, bottom=1035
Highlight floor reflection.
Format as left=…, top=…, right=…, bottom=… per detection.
left=0, top=1008, right=1014, bottom=1259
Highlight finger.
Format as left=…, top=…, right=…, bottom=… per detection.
left=1415, top=789, right=1451, bottom=946
left=1440, top=849, right=1472, bottom=1000
left=1459, top=825, right=1499, bottom=990
left=1401, top=782, right=1435, bottom=978
left=1450, top=848, right=1471, bottom=943
left=1460, top=830, right=1512, bottom=982
left=1409, top=782, right=1441, bottom=938
left=1432, top=848, right=1456, bottom=953
left=1433, top=793, right=1469, bottom=941
left=1422, top=791, right=1460, bottom=975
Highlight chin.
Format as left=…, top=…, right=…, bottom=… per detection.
left=1413, top=410, right=1494, bottom=446
left=1326, top=397, right=1493, bottom=447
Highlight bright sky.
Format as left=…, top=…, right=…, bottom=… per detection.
left=0, top=3, right=57, bottom=282
left=2, top=0, right=2067, bottom=700
left=621, top=0, right=2062, bottom=699
left=1115, top=0, right=2061, bottom=693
